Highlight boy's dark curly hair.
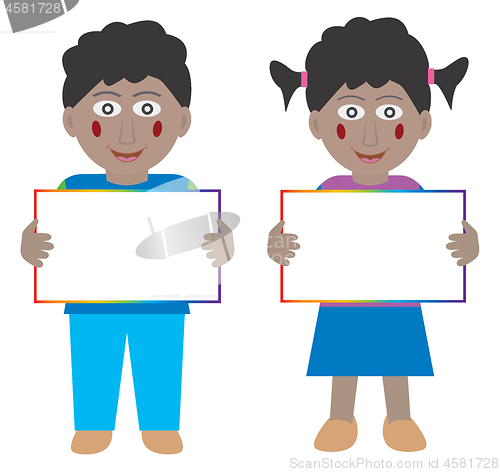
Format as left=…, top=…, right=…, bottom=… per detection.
left=63, top=21, right=191, bottom=108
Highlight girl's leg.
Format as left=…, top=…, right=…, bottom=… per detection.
left=330, top=376, right=358, bottom=423
left=382, top=376, right=411, bottom=423
left=315, top=376, right=358, bottom=451
left=382, top=376, right=426, bottom=451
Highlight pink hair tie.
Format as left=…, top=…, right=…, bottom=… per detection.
left=428, top=68, right=435, bottom=85
left=301, top=70, right=308, bottom=88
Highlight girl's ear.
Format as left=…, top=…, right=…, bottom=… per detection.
left=419, top=110, right=432, bottom=139
left=178, top=107, right=191, bottom=138
left=63, top=107, right=77, bottom=138
left=309, top=110, right=322, bottom=140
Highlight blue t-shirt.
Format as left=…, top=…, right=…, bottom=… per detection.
left=59, top=174, right=197, bottom=314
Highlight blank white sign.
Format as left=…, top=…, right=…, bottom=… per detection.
left=35, top=190, right=220, bottom=302
left=281, top=191, right=465, bottom=302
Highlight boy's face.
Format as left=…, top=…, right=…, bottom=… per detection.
left=63, top=76, right=190, bottom=176
left=309, top=81, right=431, bottom=176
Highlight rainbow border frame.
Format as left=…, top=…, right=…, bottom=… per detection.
left=280, top=189, right=466, bottom=304
left=34, top=189, right=222, bottom=304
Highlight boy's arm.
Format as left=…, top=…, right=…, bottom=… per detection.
left=21, top=180, right=66, bottom=266
left=21, top=219, right=53, bottom=267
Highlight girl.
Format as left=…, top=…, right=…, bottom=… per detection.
left=267, top=17, right=479, bottom=452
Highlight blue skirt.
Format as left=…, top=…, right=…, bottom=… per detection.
left=307, top=306, right=433, bottom=376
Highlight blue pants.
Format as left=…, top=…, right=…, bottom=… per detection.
left=69, top=313, right=185, bottom=431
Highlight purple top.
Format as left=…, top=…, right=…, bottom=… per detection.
left=318, top=175, right=421, bottom=308
left=318, top=175, right=421, bottom=191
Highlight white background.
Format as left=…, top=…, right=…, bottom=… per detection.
left=36, top=191, right=220, bottom=301
left=0, top=1, right=499, bottom=471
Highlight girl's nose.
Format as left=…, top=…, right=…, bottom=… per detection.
left=118, top=114, right=136, bottom=145
left=362, top=118, right=379, bottom=147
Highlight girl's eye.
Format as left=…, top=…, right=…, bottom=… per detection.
left=376, top=104, right=403, bottom=120
left=133, top=100, right=161, bottom=117
left=93, top=101, right=122, bottom=117
left=338, top=104, right=365, bottom=120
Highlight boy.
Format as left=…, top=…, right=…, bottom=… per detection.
left=21, top=21, right=233, bottom=454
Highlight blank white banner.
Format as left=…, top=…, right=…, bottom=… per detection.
left=281, top=190, right=465, bottom=303
left=35, top=190, right=221, bottom=302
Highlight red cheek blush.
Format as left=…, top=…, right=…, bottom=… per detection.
left=92, top=121, right=101, bottom=137
left=337, top=124, right=346, bottom=140
left=153, top=121, right=162, bottom=137
left=395, top=124, right=404, bottom=140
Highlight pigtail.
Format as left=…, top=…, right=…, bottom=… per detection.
left=270, top=61, right=302, bottom=111
left=434, top=57, right=468, bottom=109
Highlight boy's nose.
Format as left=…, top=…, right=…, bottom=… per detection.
left=118, top=115, right=136, bottom=145
left=362, top=118, right=379, bottom=147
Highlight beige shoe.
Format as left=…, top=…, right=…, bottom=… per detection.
left=314, top=416, right=357, bottom=452
left=383, top=417, right=426, bottom=452
left=142, top=431, right=183, bottom=454
left=71, top=431, right=112, bottom=454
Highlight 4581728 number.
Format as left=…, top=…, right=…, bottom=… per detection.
left=5, top=3, right=62, bottom=14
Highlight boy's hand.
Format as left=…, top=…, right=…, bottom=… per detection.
left=21, top=219, right=54, bottom=267
left=201, top=219, right=234, bottom=267
left=446, top=220, right=479, bottom=266
left=267, top=220, right=300, bottom=266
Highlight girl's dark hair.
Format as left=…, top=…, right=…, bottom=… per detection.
left=270, top=17, right=468, bottom=113
left=63, top=21, right=191, bottom=108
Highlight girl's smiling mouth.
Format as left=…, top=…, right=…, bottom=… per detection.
left=107, top=145, right=148, bottom=162
left=352, top=148, right=389, bottom=164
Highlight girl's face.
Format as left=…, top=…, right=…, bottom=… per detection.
left=309, top=81, right=431, bottom=179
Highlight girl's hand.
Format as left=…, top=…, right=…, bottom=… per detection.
left=267, top=220, right=300, bottom=266
left=21, top=219, right=54, bottom=267
left=201, top=219, right=234, bottom=267
left=446, top=220, right=479, bottom=266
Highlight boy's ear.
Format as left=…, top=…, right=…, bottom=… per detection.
left=178, top=107, right=191, bottom=138
left=309, top=110, right=322, bottom=140
left=63, top=107, right=77, bottom=137
left=419, top=110, right=432, bottom=139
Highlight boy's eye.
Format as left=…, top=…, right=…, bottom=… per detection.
left=338, top=104, right=365, bottom=120
left=93, top=101, right=122, bottom=117
left=133, top=100, right=161, bottom=117
left=376, top=104, right=403, bottom=120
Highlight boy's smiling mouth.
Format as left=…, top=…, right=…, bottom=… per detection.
left=107, top=145, right=147, bottom=162
left=352, top=148, right=389, bottom=164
